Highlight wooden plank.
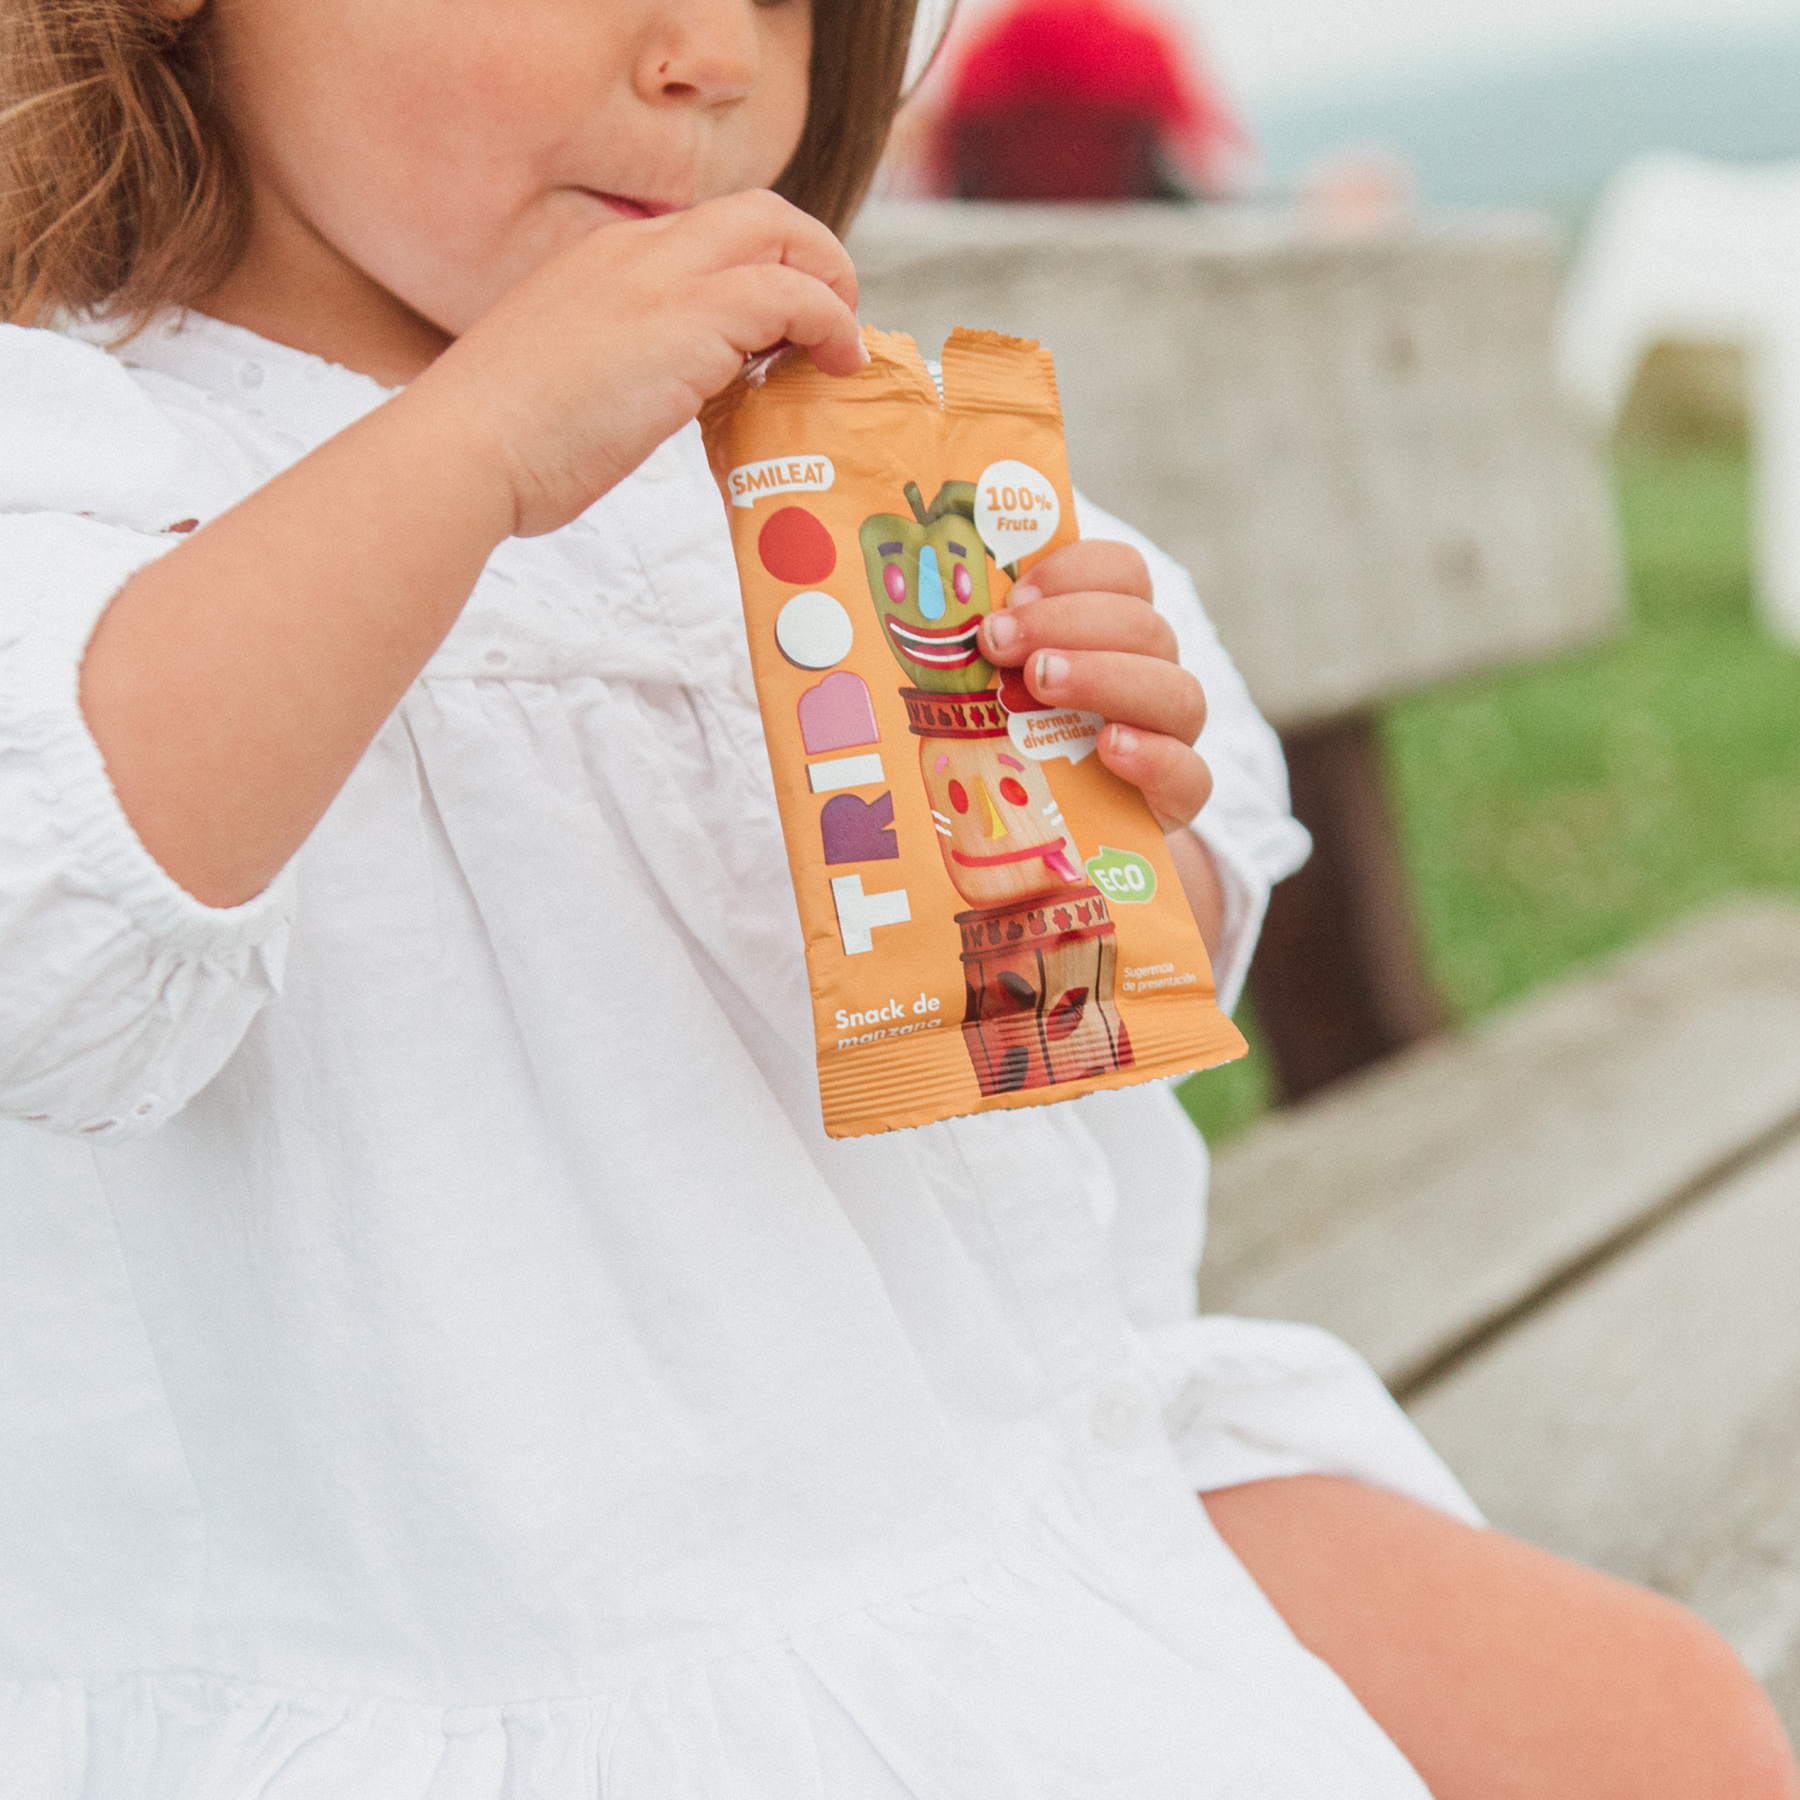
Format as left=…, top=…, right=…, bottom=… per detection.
left=850, top=201, right=1624, bottom=730
left=1405, top=1131, right=1800, bottom=1722
left=1201, top=900, right=1800, bottom=1390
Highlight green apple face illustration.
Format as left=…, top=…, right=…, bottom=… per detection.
left=859, top=480, right=996, bottom=693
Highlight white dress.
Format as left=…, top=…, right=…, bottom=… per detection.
left=0, top=313, right=1475, bottom=1798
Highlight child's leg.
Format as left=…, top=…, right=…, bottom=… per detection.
left=1204, top=1475, right=1800, bottom=1800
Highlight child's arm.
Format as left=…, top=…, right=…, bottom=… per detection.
left=978, top=519, right=1310, bottom=1008
left=976, top=540, right=1224, bottom=947
left=79, top=192, right=865, bottom=910
left=1163, top=829, right=1228, bottom=958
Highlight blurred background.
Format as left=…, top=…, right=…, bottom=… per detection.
left=873, top=0, right=1800, bottom=1144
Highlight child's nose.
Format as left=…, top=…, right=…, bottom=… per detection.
left=638, top=0, right=761, bottom=107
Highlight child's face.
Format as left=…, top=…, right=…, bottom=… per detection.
left=207, top=0, right=812, bottom=342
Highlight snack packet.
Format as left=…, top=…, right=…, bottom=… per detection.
left=700, top=328, right=1246, bottom=1137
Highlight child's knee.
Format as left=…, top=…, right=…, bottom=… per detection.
left=1703, top=1656, right=1796, bottom=1800
left=1643, top=1605, right=1798, bottom=1800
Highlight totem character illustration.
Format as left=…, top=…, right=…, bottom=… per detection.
left=901, top=690, right=1078, bottom=910
left=861, top=478, right=1134, bottom=1095
left=956, top=887, right=1133, bottom=1095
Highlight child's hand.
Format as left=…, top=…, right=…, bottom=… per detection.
left=418, top=190, right=865, bottom=539
left=977, top=542, right=1213, bottom=833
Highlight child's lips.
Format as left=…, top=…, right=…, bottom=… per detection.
left=583, top=191, right=682, bottom=222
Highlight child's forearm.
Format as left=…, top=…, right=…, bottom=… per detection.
left=79, top=380, right=515, bottom=909
left=77, top=195, right=866, bottom=912
left=1167, top=827, right=1226, bottom=960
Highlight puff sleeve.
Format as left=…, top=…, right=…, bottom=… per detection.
left=0, top=327, right=292, bottom=1140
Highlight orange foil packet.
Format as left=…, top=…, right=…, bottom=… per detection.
left=701, top=327, right=1246, bottom=1137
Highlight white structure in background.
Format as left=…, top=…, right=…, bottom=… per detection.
left=1560, top=151, right=1800, bottom=642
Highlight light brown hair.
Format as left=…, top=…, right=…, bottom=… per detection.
left=1, top=0, right=919, bottom=332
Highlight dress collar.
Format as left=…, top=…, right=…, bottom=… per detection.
left=67, top=308, right=401, bottom=453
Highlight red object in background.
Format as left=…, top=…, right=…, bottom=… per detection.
left=938, top=0, right=1246, bottom=201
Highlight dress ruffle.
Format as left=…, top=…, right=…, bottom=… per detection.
left=1143, top=1316, right=1485, bottom=1524
left=0, top=1545, right=1428, bottom=1799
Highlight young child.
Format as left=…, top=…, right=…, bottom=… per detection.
left=0, top=1, right=1791, bottom=1796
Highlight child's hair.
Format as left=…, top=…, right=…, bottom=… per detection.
left=1, top=0, right=919, bottom=332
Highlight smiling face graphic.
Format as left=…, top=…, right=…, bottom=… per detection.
left=859, top=481, right=996, bottom=694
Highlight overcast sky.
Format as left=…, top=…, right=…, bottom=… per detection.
left=1192, top=0, right=1800, bottom=104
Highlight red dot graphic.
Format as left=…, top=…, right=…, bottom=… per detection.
left=947, top=780, right=970, bottom=814
left=999, top=777, right=1029, bottom=806
left=758, top=506, right=836, bottom=585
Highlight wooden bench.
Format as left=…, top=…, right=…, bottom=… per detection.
left=1207, top=897, right=1800, bottom=1731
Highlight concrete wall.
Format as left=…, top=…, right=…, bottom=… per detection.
left=850, top=202, right=1625, bottom=730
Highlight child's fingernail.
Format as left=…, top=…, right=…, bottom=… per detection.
left=1009, top=583, right=1041, bottom=606
left=856, top=339, right=871, bottom=365
left=1036, top=651, right=1069, bottom=693
left=986, top=613, right=1018, bottom=652
left=1109, top=724, right=1139, bottom=756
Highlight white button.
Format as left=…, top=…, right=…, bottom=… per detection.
left=1089, top=1381, right=1149, bottom=1448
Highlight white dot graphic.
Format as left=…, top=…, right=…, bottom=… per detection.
left=775, top=591, right=854, bottom=670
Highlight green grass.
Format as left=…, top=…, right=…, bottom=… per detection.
left=1179, top=438, right=1800, bottom=1142
left=1180, top=1000, right=1279, bottom=1143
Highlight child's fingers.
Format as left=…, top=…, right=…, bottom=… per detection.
left=799, top=323, right=873, bottom=379
left=1010, top=540, right=1153, bottom=607
left=980, top=591, right=1178, bottom=666
left=1024, top=648, right=1207, bottom=745
left=705, top=263, right=866, bottom=377
left=677, top=189, right=860, bottom=313
left=1097, top=728, right=1215, bottom=831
